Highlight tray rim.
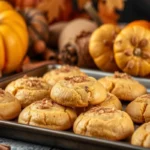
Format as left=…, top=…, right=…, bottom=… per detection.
left=0, top=120, right=148, bottom=150
left=0, top=64, right=149, bottom=150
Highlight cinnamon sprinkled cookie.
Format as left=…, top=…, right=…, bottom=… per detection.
left=43, top=65, right=86, bottom=86
left=18, top=98, right=77, bottom=130
left=98, top=72, right=147, bottom=101
left=73, top=107, right=134, bottom=141
left=5, top=76, right=51, bottom=108
left=51, top=76, right=107, bottom=107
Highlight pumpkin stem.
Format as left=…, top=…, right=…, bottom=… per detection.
left=133, top=48, right=142, bottom=56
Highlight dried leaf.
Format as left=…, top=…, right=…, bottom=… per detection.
left=78, top=0, right=90, bottom=10
left=98, top=0, right=124, bottom=23
left=37, top=0, right=66, bottom=23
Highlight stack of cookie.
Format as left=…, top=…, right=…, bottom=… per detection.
left=1, top=65, right=150, bottom=148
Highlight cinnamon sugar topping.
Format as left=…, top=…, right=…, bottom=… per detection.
left=25, top=78, right=43, bottom=87
left=114, top=72, right=132, bottom=79
left=35, top=99, right=53, bottom=109
left=65, top=76, right=88, bottom=83
left=0, top=89, right=4, bottom=95
left=140, top=94, right=150, bottom=99
left=89, top=107, right=115, bottom=114
left=55, top=65, right=75, bottom=74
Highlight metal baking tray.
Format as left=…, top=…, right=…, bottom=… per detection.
left=0, top=64, right=150, bottom=150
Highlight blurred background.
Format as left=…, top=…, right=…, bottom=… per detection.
left=0, top=0, right=150, bottom=77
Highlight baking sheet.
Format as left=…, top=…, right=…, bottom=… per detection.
left=0, top=64, right=149, bottom=150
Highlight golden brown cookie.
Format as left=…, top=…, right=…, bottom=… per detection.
left=98, top=72, right=147, bottom=101
left=126, top=94, right=150, bottom=123
left=51, top=76, right=107, bottom=107
left=73, top=107, right=134, bottom=141
left=75, top=92, right=122, bottom=115
left=43, top=65, right=86, bottom=86
left=98, top=93, right=122, bottom=110
left=131, top=122, right=150, bottom=148
left=18, top=98, right=77, bottom=130
left=5, top=76, right=51, bottom=108
left=0, top=89, right=21, bottom=120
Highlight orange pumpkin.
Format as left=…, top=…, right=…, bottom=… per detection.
left=126, top=20, right=150, bottom=29
left=0, top=1, right=28, bottom=74
left=114, top=20, right=150, bottom=77
left=89, top=24, right=121, bottom=72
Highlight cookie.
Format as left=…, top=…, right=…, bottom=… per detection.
left=5, top=76, right=51, bottom=108
left=98, top=93, right=122, bottom=110
left=51, top=76, right=107, bottom=107
left=126, top=94, right=150, bottom=123
left=75, top=93, right=122, bottom=115
left=18, top=98, right=77, bottom=130
left=73, top=107, right=134, bottom=141
left=43, top=65, right=86, bottom=86
left=98, top=72, right=147, bottom=101
left=131, top=122, right=150, bottom=148
left=0, top=89, right=21, bottom=120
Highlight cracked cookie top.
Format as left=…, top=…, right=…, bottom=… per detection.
left=43, top=65, right=86, bottom=86
left=18, top=98, right=77, bottom=131
left=126, top=94, right=150, bottom=123
left=98, top=72, right=147, bottom=101
left=51, top=76, right=107, bottom=107
left=0, top=88, right=17, bottom=103
left=73, top=106, right=134, bottom=141
left=131, top=122, right=150, bottom=148
left=5, top=76, right=51, bottom=108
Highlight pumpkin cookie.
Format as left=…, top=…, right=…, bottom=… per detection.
left=75, top=92, right=122, bottom=115
left=73, top=107, right=134, bottom=141
left=98, top=93, right=122, bottom=110
left=5, top=76, right=51, bottom=108
left=98, top=72, right=147, bottom=101
left=43, top=65, right=86, bottom=86
left=0, top=89, right=21, bottom=120
left=51, top=76, right=107, bottom=107
left=131, top=122, right=150, bottom=148
left=126, top=94, right=150, bottom=123
left=18, top=98, right=77, bottom=130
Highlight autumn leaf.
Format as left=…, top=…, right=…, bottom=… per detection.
left=37, top=0, right=66, bottom=23
left=98, top=0, right=124, bottom=23
left=78, top=0, right=90, bottom=10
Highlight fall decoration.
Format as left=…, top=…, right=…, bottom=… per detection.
left=37, top=0, right=72, bottom=24
left=59, top=19, right=97, bottom=68
left=48, top=22, right=68, bottom=49
left=89, top=24, right=120, bottom=72
left=98, top=0, right=124, bottom=24
left=0, top=1, right=28, bottom=74
left=125, top=20, right=150, bottom=29
left=114, top=20, right=150, bottom=77
left=18, top=8, right=49, bottom=56
left=7, top=0, right=38, bottom=8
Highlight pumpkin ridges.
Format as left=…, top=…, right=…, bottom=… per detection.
left=126, top=20, right=150, bottom=29
left=89, top=24, right=120, bottom=72
left=4, top=22, right=28, bottom=56
left=0, top=33, right=5, bottom=70
left=0, top=25, right=24, bottom=73
left=0, top=1, right=13, bottom=12
left=0, top=10, right=27, bottom=29
left=114, top=25, right=150, bottom=77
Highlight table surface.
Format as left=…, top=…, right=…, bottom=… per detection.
left=0, top=137, right=62, bottom=150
